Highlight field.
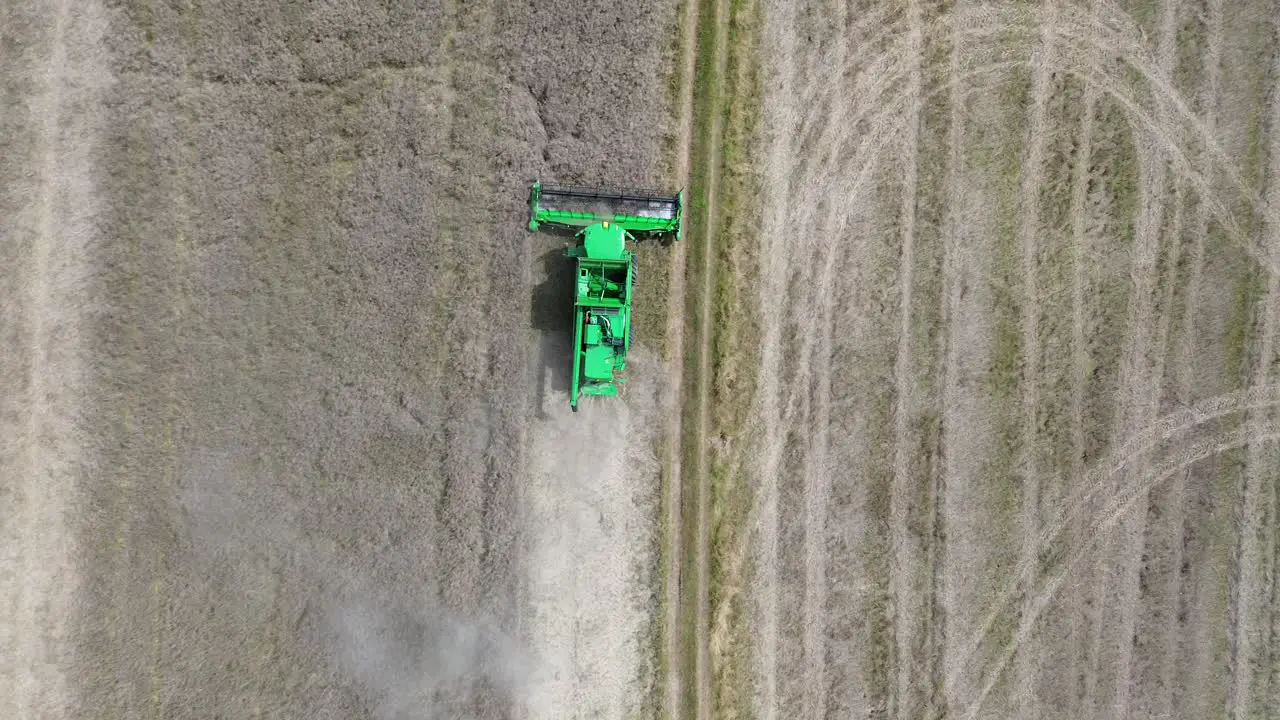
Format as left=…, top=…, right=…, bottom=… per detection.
left=4, top=0, right=1280, bottom=719
left=2, top=1, right=680, bottom=718
left=706, top=0, right=1280, bottom=718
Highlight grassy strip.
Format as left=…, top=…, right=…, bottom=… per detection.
left=703, top=0, right=763, bottom=716
left=675, top=0, right=721, bottom=713
left=668, top=0, right=764, bottom=715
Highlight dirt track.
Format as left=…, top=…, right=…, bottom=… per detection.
left=2, top=1, right=680, bottom=718
left=740, top=0, right=1280, bottom=718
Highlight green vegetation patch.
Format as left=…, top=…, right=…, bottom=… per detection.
left=958, top=57, right=1035, bottom=699
left=672, top=0, right=721, bottom=709
left=663, top=0, right=767, bottom=715
left=687, top=0, right=767, bottom=715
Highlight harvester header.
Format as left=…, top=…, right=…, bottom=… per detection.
left=526, top=179, right=683, bottom=411
left=528, top=181, right=683, bottom=243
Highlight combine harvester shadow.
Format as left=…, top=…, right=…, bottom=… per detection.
left=530, top=241, right=577, bottom=420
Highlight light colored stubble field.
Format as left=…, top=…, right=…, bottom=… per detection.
left=696, top=0, right=1280, bottom=718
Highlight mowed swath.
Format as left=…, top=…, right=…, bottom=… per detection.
left=741, top=0, right=1280, bottom=718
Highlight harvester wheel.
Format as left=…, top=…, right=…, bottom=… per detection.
left=631, top=256, right=638, bottom=286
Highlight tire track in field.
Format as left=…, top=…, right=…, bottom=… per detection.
left=796, top=34, right=860, bottom=720
left=1041, top=11, right=1280, bottom=277
left=906, top=4, right=1280, bottom=707
left=783, top=91, right=922, bottom=720
left=792, top=5, right=1234, bottom=248
left=1163, top=7, right=1224, bottom=716
left=1134, top=171, right=1186, bottom=720
left=980, top=5, right=1280, bottom=275
left=1151, top=0, right=1225, bottom=715
left=750, top=0, right=797, bottom=713
left=1064, top=3, right=1102, bottom=715
left=789, top=4, right=902, bottom=172
left=961, top=423, right=1280, bottom=720
left=1090, top=2, right=1183, bottom=716
left=799, top=15, right=1280, bottom=700
left=778, top=14, right=909, bottom=429
left=753, top=5, right=952, bottom=718
left=1058, top=1, right=1262, bottom=218
left=798, top=176, right=840, bottom=720
left=1227, top=35, right=1280, bottom=720
left=936, top=4, right=964, bottom=713
left=756, top=4, right=1277, bottom=717
left=936, top=1, right=988, bottom=714
left=796, top=4, right=860, bottom=714
left=773, top=49, right=904, bottom=720
left=1013, top=3, right=1280, bottom=282
left=1010, top=10, right=1055, bottom=716
left=888, top=2, right=925, bottom=717
left=751, top=5, right=1280, bottom=719
left=1270, top=526, right=1280, bottom=715
left=752, top=3, right=896, bottom=717
left=768, top=12, right=1259, bottom=707
left=786, top=7, right=1076, bottom=196
left=1173, top=0, right=1224, bottom=408
left=747, top=0, right=824, bottom=712
left=948, top=381, right=1280, bottom=694
left=786, top=1, right=1273, bottom=277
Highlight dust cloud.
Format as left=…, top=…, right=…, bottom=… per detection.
left=176, top=455, right=534, bottom=720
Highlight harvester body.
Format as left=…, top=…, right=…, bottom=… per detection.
left=527, top=181, right=682, bottom=411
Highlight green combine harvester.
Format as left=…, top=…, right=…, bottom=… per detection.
left=527, top=181, right=683, bottom=411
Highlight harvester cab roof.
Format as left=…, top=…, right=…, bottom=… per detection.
left=526, top=180, right=683, bottom=411
left=581, top=221, right=629, bottom=260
